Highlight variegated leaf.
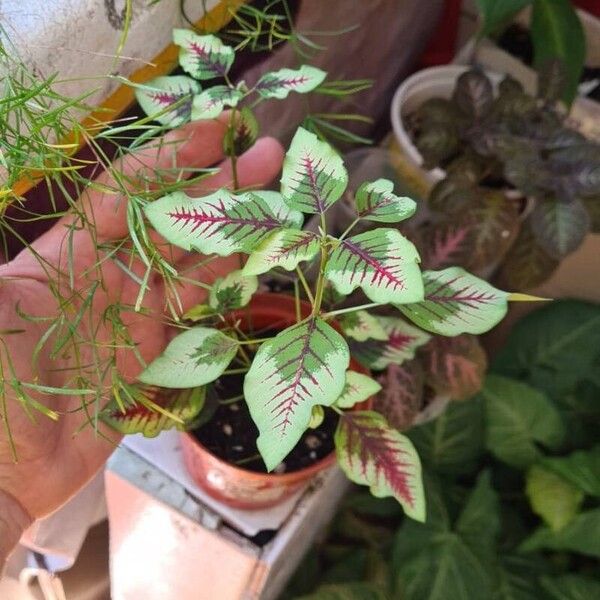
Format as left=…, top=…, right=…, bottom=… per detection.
left=144, top=189, right=303, bottom=256
left=325, top=229, right=423, bottom=304
left=373, top=359, right=425, bottom=431
left=421, top=335, right=487, bottom=400
left=308, top=405, right=325, bottom=429
left=182, top=303, right=216, bottom=322
left=191, top=85, right=243, bottom=120
left=101, top=385, right=205, bottom=437
left=349, top=316, right=431, bottom=371
left=419, top=220, right=471, bottom=270
left=135, top=76, right=200, bottom=127
left=531, top=197, right=590, bottom=260
left=464, top=192, right=521, bottom=272
left=499, top=220, right=559, bottom=289
left=398, top=267, right=509, bottom=336
left=337, top=310, right=388, bottom=342
left=223, top=107, right=258, bottom=156
left=244, top=316, right=350, bottom=471
left=242, top=229, right=320, bottom=276
left=255, top=65, right=326, bottom=99
left=281, top=127, right=348, bottom=214
left=139, top=327, right=238, bottom=388
left=334, top=370, right=382, bottom=409
left=173, top=29, right=234, bottom=80
left=335, top=411, right=425, bottom=521
left=355, top=178, right=416, bottom=223
left=209, top=269, right=258, bottom=312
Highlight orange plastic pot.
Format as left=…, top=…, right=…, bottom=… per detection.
left=181, top=293, right=371, bottom=510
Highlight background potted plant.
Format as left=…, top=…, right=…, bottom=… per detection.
left=281, top=299, right=600, bottom=600
left=100, top=123, right=537, bottom=518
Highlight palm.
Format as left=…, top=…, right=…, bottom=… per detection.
left=0, top=119, right=283, bottom=520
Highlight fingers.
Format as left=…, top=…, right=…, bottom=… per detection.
left=147, top=136, right=285, bottom=266
left=185, top=137, right=285, bottom=196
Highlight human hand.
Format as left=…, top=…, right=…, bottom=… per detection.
left=0, top=117, right=283, bottom=560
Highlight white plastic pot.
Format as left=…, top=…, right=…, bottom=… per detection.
left=390, top=65, right=503, bottom=187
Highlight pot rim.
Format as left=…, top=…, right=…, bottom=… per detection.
left=390, top=64, right=503, bottom=185
left=182, top=292, right=370, bottom=483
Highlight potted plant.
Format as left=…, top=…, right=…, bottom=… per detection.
left=391, top=63, right=600, bottom=289
left=100, top=120, right=536, bottom=519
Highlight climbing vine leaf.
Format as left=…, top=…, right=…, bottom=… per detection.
left=355, top=179, right=416, bottom=223
left=173, top=29, right=234, bottom=80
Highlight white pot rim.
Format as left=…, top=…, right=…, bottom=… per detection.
left=390, top=65, right=503, bottom=185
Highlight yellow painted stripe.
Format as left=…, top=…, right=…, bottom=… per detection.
left=12, top=0, right=244, bottom=198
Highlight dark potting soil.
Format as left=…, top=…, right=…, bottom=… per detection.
left=191, top=371, right=338, bottom=474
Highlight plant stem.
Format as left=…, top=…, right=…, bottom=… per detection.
left=312, top=212, right=329, bottom=317
left=223, top=368, right=250, bottom=375
left=323, top=302, right=384, bottom=319
left=236, top=337, right=273, bottom=345
left=228, top=108, right=240, bottom=190
left=219, top=394, right=244, bottom=405
left=295, top=266, right=315, bottom=304
left=338, top=217, right=359, bottom=241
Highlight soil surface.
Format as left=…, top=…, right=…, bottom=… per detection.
left=192, top=371, right=338, bottom=474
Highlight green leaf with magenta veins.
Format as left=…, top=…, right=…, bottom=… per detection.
left=138, top=125, right=534, bottom=521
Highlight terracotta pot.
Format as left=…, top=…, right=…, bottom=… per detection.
left=181, top=293, right=372, bottom=510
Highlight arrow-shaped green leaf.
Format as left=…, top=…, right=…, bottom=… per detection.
left=255, top=65, right=326, bottom=99
left=325, top=228, right=423, bottom=304
left=335, top=411, right=425, bottom=521
left=355, top=178, right=417, bottom=223
left=281, top=127, right=348, bottom=214
left=144, top=189, right=303, bottom=256
left=173, top=29, right=234, bottom=80
left=244, top=316, right=350, bottom=470
left=139, top=327, right=238, bottom=388
left=398, top=267, right=509, bottom=336
left=242, top=229, right=320, bottom=276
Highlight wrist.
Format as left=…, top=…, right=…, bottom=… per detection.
left=0, top=489, right=32, bottom=566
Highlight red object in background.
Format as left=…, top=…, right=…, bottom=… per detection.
left=575, top=0, right=600, bottom=17
left=418, top=0, right=463, bottom=68
left=418, top=0, right=600, bottom=69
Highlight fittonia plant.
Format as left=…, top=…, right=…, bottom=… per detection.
left=134, top=29, right=326, bottom=187
left=101, top=125, right=540, bottom=522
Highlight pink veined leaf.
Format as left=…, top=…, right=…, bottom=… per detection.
left=420, top=221, right=471, bottom=270
left=244, top=316, right=350, bottom=471
left=398, top=267, right=509, bottom=336
left=335, top=410, right=425, bottom=521
left=173, top=30, right=234, bottom=80
left=242, top=229, right=320, bottom=276
left=101, top=385, right=205, bottom=438
left=349, top=315, right=431, bottom=371
left=325, top=228, right=423, bottom=304
left=373, top=359, right=425, bottom=430
left=144, top=189, right=303, bottom=256
left=420, top=335, right=487, bottom=400
left=135, top=75, right=200, bottom=127
left=255, top=66, right=326, bottom=99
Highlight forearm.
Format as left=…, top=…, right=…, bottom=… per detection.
left=0, top=489, right=32, bottom=568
